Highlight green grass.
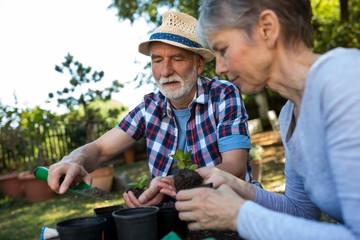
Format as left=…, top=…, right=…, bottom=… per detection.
left=0, top=152, right=285, bottom=240
left=0, top=161, right=150, bottom=240
left=0, top=186, right=125, bottom=240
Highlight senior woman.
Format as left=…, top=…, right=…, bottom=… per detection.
left=172, top=0, right=360, bottom=239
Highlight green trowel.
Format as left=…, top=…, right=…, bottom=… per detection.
left=33, top=166, right=111, bottom=200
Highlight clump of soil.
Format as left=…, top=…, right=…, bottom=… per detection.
left=79, top=187, right=111, bottom=200
left=170, top=149, right=213, bottom=192
left=173, top=168, right=204, bottom=192
left=157, top=201, right=176, bottom=208
left=185, top=230, right=243, bottom=240
left=126, top=174, right=149, bottom=198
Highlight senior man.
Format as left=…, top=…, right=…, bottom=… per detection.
left=47, top=11, right=251, bottom=206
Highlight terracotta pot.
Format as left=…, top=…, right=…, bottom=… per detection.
left=90, top=165, right=114, bottom=192
left=0, top=171, right=24, bottom=198
left=18, top=171, right=55, bottom=202
left=123, top=146, right=136, bottom=164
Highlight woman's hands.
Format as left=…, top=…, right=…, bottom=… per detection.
left=195, top=166, right=236, bottom=188
left=173, top=166, right=255, bottom=231
left=175, top=184, right=244, bottom=231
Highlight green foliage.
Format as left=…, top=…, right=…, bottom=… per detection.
left=0, top=103, right=61, bottom=171
left=314, top=21, right=360, bottom=53
left=109, top=0, right=191, bottom=24
left=312, top=0, right=340, bottom=23
left=50, top=53, right=123, bottom=111
left=312, top=0, right=360, bottom=53
left=50, top=53, right=126, bottom=141
left=128, top=174, right=149, bottom=190
left=170, top=149, right=198, bottom=170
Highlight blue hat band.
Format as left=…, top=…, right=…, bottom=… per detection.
left=150, top=32, right=202, bottom=49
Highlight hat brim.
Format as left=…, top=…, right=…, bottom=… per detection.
left=138, top=39, right=214, bottom=63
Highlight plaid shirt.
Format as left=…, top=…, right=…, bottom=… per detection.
left=118, top=76, right=250, bottom=177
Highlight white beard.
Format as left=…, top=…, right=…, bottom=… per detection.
left=158, top=70, right=198, bottom=100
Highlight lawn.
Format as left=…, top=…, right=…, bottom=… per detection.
left=0, top=132, right=286, bottom=240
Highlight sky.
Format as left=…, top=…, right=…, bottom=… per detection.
left=0, top=0, right=156, bottom=113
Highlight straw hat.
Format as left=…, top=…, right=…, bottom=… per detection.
left=138, top=11, right=214, bottom=62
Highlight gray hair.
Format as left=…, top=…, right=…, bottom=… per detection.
left=198, top=0, right=313, bottom=49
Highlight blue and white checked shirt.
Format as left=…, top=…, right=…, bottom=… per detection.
left=118, top=76, right=250, bottom=178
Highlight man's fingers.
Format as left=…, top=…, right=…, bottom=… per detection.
left=128, top=191, right=142, bottom=205
left=59, top=169, right=77, bottom=194
left=82, top=174, right=93, bottom=186
left=158, top=180, right=176, bottom=198
left=48, top=162, right=88, bottom=194
left=123, top=192, right=135, bottom=208
left=144, top=193, right=165, bottom=206
left=160, top=176, right=174, bottom=185
left=160, top=188, right=176, bottom=198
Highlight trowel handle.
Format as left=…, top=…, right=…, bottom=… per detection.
left=33, top=166, right=49, bottom=182
left=33, top=166, right=92, bottom=191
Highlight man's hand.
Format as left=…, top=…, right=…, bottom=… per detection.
left=158, top=176, right=176, bottom=198
left=123, top=176, right=165, bottom=207
left=48, top=161, right=91, bottom=194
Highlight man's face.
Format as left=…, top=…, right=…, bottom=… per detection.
left=150, top=42, right=204, bottom=106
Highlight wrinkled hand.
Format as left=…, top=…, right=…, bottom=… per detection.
left=123, top=176, right=169, bottom=208
left=196, top=166, right=237, bottom=188
left=48, top=161, right=91, bottom=194
left=175, top=184, right=244, bottom=231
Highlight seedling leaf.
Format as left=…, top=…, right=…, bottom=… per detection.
left=127, top=174, right=149, bottom=190
left=171, top=149, right=197, bottom=170
left=189, top=164, right=198, bottom=170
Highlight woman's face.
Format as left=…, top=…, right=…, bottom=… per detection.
left=206, top=28, right=272, bottom=95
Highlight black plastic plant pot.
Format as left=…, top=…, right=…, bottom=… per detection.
left=56, top=216, right=106, bottom=240
left=112, top=206, right=159, bottom=240
left=157, top=204, right=187, bottom=239
left=94, top=204, right=125, bottom=240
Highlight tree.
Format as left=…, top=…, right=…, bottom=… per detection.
left=49, top=53, right=125, bottom=141
left=0, top=100, right=61, bottom=171
left=312, top=0, right=360, bottom=53
left=109, top=0, right=198, bottom=24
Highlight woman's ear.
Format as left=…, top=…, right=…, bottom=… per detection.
left=257, top=10, right=280, bottom=49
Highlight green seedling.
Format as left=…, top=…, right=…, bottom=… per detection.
left=128, top=174, right=149, bottom=190
left=170, top=149, right=198, bottom=170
